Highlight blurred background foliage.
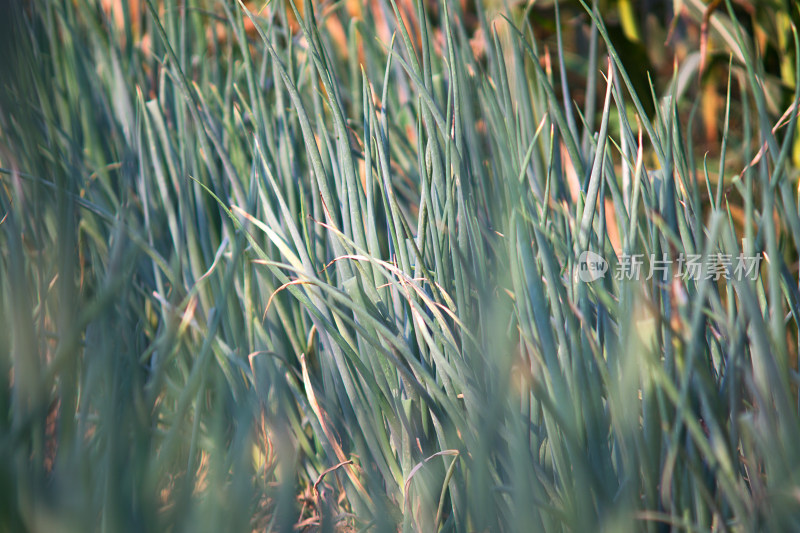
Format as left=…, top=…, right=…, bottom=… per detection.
left=90, top=0, right=800, bottom=162
left=522, top=0, right=799, bottom=152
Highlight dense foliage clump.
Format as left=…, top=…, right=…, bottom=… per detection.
left=2, top=1, right=800, bottom=531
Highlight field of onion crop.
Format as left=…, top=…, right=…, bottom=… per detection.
left=2, top=1, right=800, bottom=531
